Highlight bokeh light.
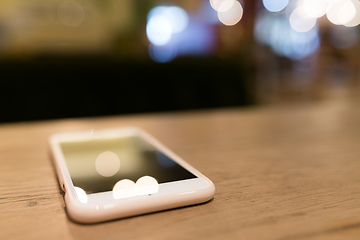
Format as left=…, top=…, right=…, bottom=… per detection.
left=95, top=151, right=120, bottom=177
left=148, top=6, right=189, bottom=33
left=345, top=0, right=360, bottom=27
left=146, top=6, right=189, bottom=46
left=217, top=1, right=243, bottom=26
left=255, top=11, right=320, bottom=60
left=136, top=176, right=159, bottom=196
left=289, top=26, right=320, bottom=60
left=148, top=44, right=177, bottom=63
left=146, top=15, right=172, bottom=46
left=57, top=0, right=85, bottom=27
left=263, top=0, right=290, bottom=13
left=262, top=0, right=360, bottom=29
left=210, top=0, right=235, bottom=12
left=290, top=7, right=317, bottom=32
left=326, top=0, right=355, bottom=25
left=338, top=0, right=357, bottom=25
left=303, top=0, right=329, bottom=18
left=147, top=6, right=167, bottom=21
left=113, top=179, right=137, bottom=199
left=147, top=4, right=215, bottom=62
left=259, top=0, right=360, bottom=61
left=164, top=7, right=189, bottom=33
left=112, top=176, right=159, bottom=199
left=74, top=186, right=88, bottom=203
left=146, top=5, right=189, bottom=59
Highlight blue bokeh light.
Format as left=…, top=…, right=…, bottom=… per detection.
left=146, top=6, right=189, bottom=47
left=147, top=5, right=215, bottom=62
left=262, top=0, right=289, bottom=13
left=254, top=11, right=320, bottom=60
left=148, top=44, right=177, bottom=63
left=146, top=15, right=172, bottom=46
left=163, top=7, right=189, bottom=33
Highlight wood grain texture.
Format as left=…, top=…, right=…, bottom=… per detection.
left=1, top=98, right=360, bottom=240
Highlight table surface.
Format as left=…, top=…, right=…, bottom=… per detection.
left=2, top=98, right=360, bottom=240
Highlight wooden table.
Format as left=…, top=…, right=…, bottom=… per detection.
left=2, top=98, right=360, bottom=240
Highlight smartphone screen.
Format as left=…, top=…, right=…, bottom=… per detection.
left=60, top=135, right=197, bottom=195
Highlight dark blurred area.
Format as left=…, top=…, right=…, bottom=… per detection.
left=0, top=58, right=249, bottom=122
left=1, top=0, right=360, bottom=123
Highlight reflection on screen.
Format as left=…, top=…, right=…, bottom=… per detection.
left=60, top=135, right=197, bottom=195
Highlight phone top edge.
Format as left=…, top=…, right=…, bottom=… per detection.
left=50, top=127, right=144, bottom=143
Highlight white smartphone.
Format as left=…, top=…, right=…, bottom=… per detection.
left=49, top=127, right=215, bottom=223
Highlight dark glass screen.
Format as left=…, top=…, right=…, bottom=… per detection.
left=60, top=135, right=197, bottom=194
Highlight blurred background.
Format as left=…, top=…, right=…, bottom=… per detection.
left=0, top=0, right=359, bottom=123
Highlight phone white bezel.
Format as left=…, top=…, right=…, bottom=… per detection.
left=49, top=127, right=215, bottom=223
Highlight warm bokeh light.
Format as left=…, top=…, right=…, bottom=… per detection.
left=338, top=0, right=357, bottom=25
left=217, top=1, right=243, bottom=26
left=112, top=176, right=159, bottom=199
left=303, top=0, right=328, bottom=18
left=326, top=0, right=355, bottom=25
left=113, top=179, right=137, bottom=199
left=262, top=0, right=360, bottom=28
left=210, top=0, right=235, bottom=12
left=57, top=0, right=85, bottom=27
left=95, top=151, right=120, bottom=177
left=263, top=0, right=289, bottom=13
left=74, top=186, right=88, bottom=203
left=344, top=0, right=360, bottom=27
left=136, top=176, right=159, bottom=196
left=290, top=7, right=317, bottom=32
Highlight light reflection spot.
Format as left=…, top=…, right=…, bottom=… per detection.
left=146, top=15, right=172, bottom=46
left=217, top=1, right=243, bottom=26
left=263, top=0, right=289, bottom=13
left=58, top=0, right=85, bottom=27
left=345, top=0, right=360, bottom=27
left=326, top=0, right=350, bottom=25
left=136, top=176, right=159, bottom=196
left=338, top=0, right=356, bottom=25
left=113, top=179, right=137, bottom=199
left=303, top=0, right=329, bottom=18
left=210, top=0, right=235, bottom=13
left=290, top=7, right=317, bottom=32
left=163, top=7, right=189, bottom=33
left=95, top=151, right=120, bottom=177
left=74, top=186, right=88, bottom=203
